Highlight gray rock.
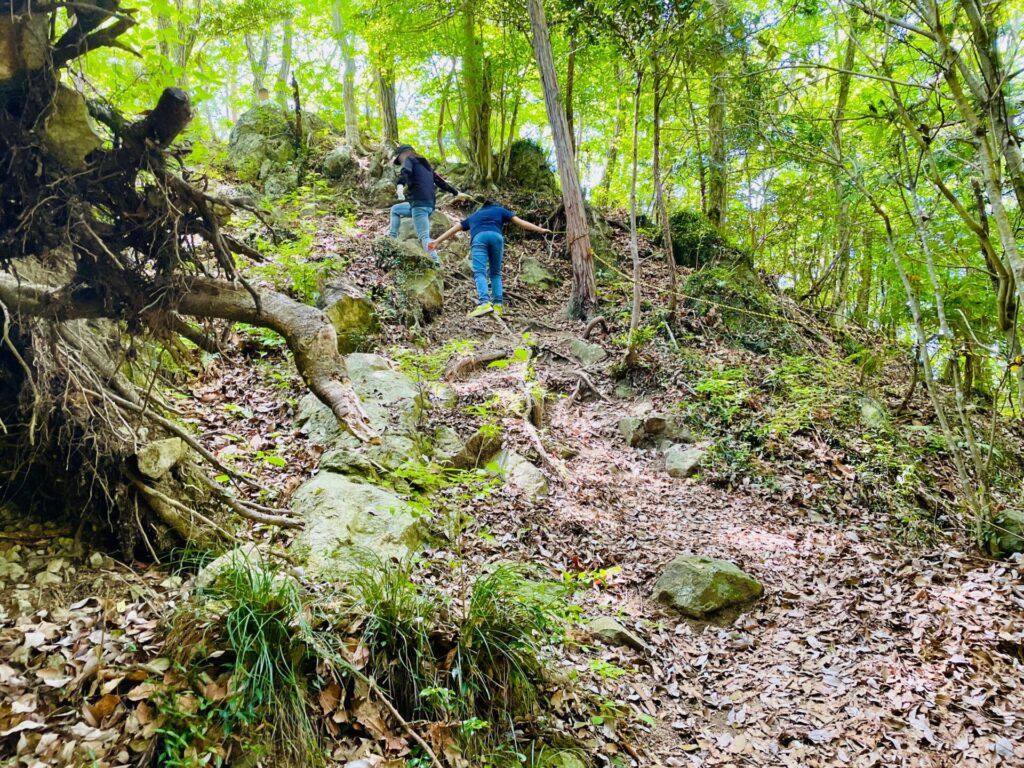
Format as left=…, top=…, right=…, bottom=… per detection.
left=396, top=211, right=453, bottom=244
left=520, top=256, right=558, bottom=289
left=291, top=473, right=426, bottom=575
left=859, top=396, right=888, bottom=430
left=400, top=269, right=444, bottom=323
left=195, top=544, right=263, bottom=591
left=136, top=438, right=187, bottom=480
left=653, top=555, right=763, bottom=618
left=369, top=177, right=397, bottom=208
left=990, top=508, right=1024, bottom=557
left=446, top=427, right=503, bottom=470
left=589, top=616, right=648, bottom=652
left=323, top=145, right=358, bottom=182
left=322, top=282, right=378, bottom=353
left=296, top=353, right=427, bottom=443
left=490, top=450, right=548, bottom=501
left=227, top=105, right=297, bottom=189
left=568, top=338, right=608, bottom=366
left=664, top=444, right=705, bottom=478
left=618, top=417, right=647, bottom=447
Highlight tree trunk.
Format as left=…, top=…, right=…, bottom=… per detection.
left=596, top=66, right=624, bottom=204
left=652, top=62, right=677, bottom=313
left=331, top=2, right=363, bottom=150
left=706, top=0, right=731, bottom=231
left=829, top=29, right=856, bottom=325
left=625, top=69, right=644, bottom=365
left=374, top=62, right=399, bottom=147
left=566, top=32, right=577, bottom=156
left=244, top=32, right=271, bottom=101
left=527, top=0, right=596, bottom=320
left=853, top=225, right=873, bottom=325
left=462, top=0, right=493, bottom=186
left=275, top=14, right=294, bottom=109
left=682, top=71, right=707, bottom=215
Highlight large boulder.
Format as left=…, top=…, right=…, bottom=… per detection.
left=227, top=105, right=297, bottom=189
left=42, top=86, right=101, bottom=171
left=653, top=555, right=763, bottom=618
left=291, top=473, right=426, bottom=575
left=372, top=238, right=445, bottom=323
left=396, top=210, right=453, bottom=244
left=505, top=139, right=558, bottom=198
left=323, top=144, right=359, bottom=184
left=319, top=278, right=378, bottom=353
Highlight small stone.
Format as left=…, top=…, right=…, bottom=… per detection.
left=489, top=450, right=548, bottom=501
left=664, top=444, right=705, bottom=478
left=990, top=508, right=1024, bottom=557
left=568, top=338, right=608, bottom=366
left=618, top=417, right=647, bottom=447
left=136, top=438, right=187, bottom=480
left=589, top=616, right=649, bottom=652
left=447, top=427, right=502, bottom=470
left=653, top=554, right=763, bottom=618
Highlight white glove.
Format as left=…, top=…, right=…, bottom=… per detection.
left=396, top=184, right=405, bottom=201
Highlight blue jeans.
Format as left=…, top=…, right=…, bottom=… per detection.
left=389, top=200, right=434, bottom=253
left=471, top=231, right=504, bottom=305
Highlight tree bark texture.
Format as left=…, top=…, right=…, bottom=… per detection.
left=527, top=0, right=596, bottom=319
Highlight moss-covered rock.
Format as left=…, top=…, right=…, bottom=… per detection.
left=653, top=554, right=763, bottom=618
left=41, top=85, right=101, bottom=170
left=989, top=509, right=1024, bottom=557
left=505, top=139, right=558, bottom=197
left=320, top=279, right=378, bottom=353
left=290, top=473, right=426, bottom=575
left=667, top=210, right=747, bottom=269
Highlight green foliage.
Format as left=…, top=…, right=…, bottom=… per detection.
left=165, top=555, right=320, bottom=766
left=393, top=339, right=477, bottom=382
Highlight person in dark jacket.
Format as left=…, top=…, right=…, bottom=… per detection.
left=428, top=197, right=551, bottom=317
left=389, top=144, right=459, bottom=263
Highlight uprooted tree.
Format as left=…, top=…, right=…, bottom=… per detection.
left=0, top=1, right=375, bottom=554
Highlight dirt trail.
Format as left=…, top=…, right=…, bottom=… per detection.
left=412, top=206, right=1024, bottom=766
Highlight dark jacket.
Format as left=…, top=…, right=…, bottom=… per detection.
left=397, top=156, right=458, bottom=207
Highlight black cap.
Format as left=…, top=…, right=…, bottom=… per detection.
left=392, top=144, right=414, bottom=164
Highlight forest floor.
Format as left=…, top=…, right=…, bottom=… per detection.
left=1, top=192, right=1023, bottom=767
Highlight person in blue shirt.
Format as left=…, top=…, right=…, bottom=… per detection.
left=389, top=144, right=460, bottom=264
left=429, top=198, right=551, bottom=317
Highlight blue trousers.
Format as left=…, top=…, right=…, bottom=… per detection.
left=471, top=231, right=504, bottom=305
left=389, top=200, right=434, bottom=251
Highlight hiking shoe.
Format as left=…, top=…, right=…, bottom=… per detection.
left=467, top=302, right=493, bottom=318
left=492, top=303, right=504, bottom=316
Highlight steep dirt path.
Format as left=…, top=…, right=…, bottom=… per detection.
left=413, top=215, right=1024, bottom=767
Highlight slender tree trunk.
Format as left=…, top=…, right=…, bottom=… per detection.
left=330, top=2, right=363, bottom=150
left=706, top=0, right=731, bottom=230
left=682, top=71, right=707, bottom=215
left=829, top=29, right=856, bottom=324
left=463, top=0, right=493, bottom=186
left=652, top=63, right=677, bottom=313
left=854, top=225, right=873, bottom=325
left=566, top=31, right=577, bottom=156
left=275, top=13, right=294, bottom=109
left=244, top=32, right=271, bottom=102
left=374, top=61, right=399, bottom=147
left=625, top=69, right=644, bottom=365
left=527, top=0, right=596, bottom=319
left=596, top=66, right=624, bottom=203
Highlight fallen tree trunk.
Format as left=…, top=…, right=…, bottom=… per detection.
left=0, top=272, right=378, bottom=442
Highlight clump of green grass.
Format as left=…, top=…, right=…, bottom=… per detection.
left=164, top=553, right=320, bottom=767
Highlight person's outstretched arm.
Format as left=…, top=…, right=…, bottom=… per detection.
left=427, top=223, right=463, bottom=251
left=511, top=216, right=552, bottom=235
